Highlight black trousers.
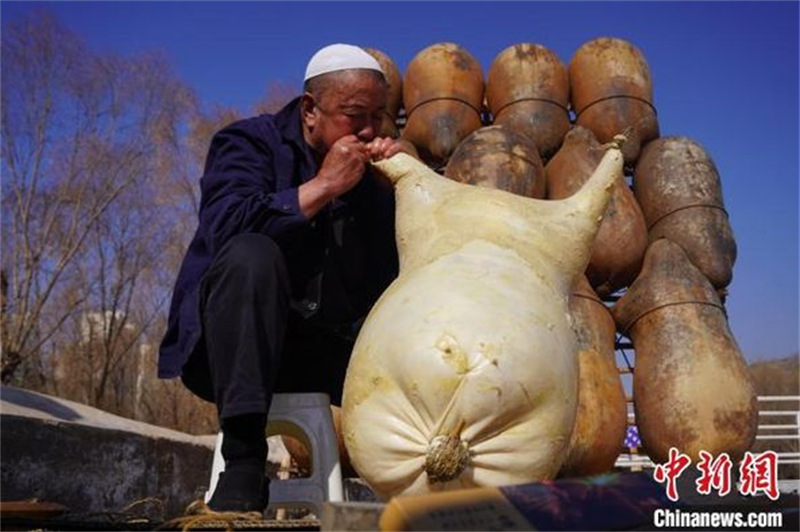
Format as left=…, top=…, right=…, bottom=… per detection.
left=181, top=233, right=354, bottom=420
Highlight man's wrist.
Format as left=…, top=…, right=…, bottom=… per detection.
left=298, top=175, right=336, bottom=219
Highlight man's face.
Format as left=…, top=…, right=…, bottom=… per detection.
left=302, top=70, right=388, bottom=154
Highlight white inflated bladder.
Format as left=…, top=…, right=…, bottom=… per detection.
left=342, top=141, right=625, bottom=499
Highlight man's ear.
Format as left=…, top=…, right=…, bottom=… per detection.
left=301, top=93, right=317, bottom=129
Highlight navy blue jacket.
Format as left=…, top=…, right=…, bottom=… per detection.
left=158, top=97, right=398, bottom=378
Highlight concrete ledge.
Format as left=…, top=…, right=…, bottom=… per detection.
left=0, top=386, right=215, bottom=519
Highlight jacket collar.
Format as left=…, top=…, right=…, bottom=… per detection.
left=274, top=96, right=318, bottom=183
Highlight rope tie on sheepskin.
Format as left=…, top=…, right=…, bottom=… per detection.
left=424, top=419, right=470, bottom=483
left=493, top=97, right=570, bottom=119
left=405, top=96, right=483, bottom=121
left=646, top=203, right=729, bottom=231
left=570, top=292, right=605, bottom=307
left=575, top=94, right=657, bottom=119
left=620, top=300, right=728, bottom=338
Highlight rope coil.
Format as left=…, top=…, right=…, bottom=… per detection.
left=159, top=500, right=267, bottom=531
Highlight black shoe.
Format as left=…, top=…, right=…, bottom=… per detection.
left=207, top=469, right=269, bottom=513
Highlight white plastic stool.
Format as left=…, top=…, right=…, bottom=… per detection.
left=205, top=393, right=343, bottom=515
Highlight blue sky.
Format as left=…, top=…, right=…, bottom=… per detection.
left=2, top=0, right=798, bottom=362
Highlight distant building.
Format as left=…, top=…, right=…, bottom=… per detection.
left=80, top=310, right=134, bottom=345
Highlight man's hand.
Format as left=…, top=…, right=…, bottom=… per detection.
left=317, top=135, right=371, bottom=195
left=366, top=137, right=417, bottom=161
left=299, top=137, right=419, bottom=220
left=299, top=135, right=369, bottom=219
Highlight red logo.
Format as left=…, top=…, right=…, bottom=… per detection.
left=695, top=450, right=733, bottom=496
left=739, top=450, right=779, bottom=500
left=653, top=449, right=780, bottom=502
left=653, top=447, right=692, bottom=502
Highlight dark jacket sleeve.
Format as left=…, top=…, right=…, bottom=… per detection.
left=198, top=120, right=309, bottom=255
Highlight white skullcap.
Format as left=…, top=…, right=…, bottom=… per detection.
left=304, top=43, right=385, bottom=82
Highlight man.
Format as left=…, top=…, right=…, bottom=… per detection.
left=158, top=44, right=406, bottom=512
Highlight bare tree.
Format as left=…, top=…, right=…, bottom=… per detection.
left=2, top=10, right=302, bottom=433
left=253, top=81, right=297, bottom=116
left=0, top=11, right=194, bottom=407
